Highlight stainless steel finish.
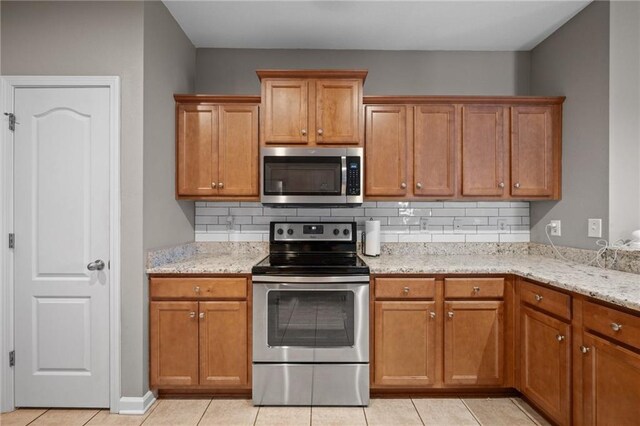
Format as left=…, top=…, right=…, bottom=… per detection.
left=260, top=147, right=364, bottom=205
left=272, top=222, right=353, bottom=242
left=403, top=286, right=410, bottom=294
left=556, top=335, right=566, bottom=342
left=317, top=128, right=324, bottom=135
left=253, top=282, right=369, bottom=363
left=194, top=286, right=200, bottom=293
left=252, top=275, right=369, bottom=284
left=514, top=182, right=521, bottom=188
left=218, top=182, right=224, bottom=189
left=498, top=182, right=505, bottom=188
left=189, top=311, right=196, bottom=319
left=580, top=346, right=591, bottom=354
left=610, top=322, right=623, bottom=332
left=400, top=182, right=407, bottom=189
left=430, top=311, right=436, bottom=319
left=447, top=311, right=454, bottom=318
left=301, top=129, right=307, bottom=135
left=211, top=182, right=217, bottom=188
left=253, top=364, right=369, bottom=406
left=473, top=286, right=480, bottom=293
left=416, top=182, right=423, bottom=189
left=199, top=312, right=205, bottom=319
left=535, top=294, right=544, bottom=302
left=87, top=259, right=105, bottom=271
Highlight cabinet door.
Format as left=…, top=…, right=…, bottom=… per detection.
left=365, top=105, right=408, bottom=196
left=582, top=332, right=640, bottom=426
left=414, top=105, right=456, bottom=196
left=315, top=79, right=361, bottom=145
left=176, top=104, right=218, bottom=196
left=520, top=306, right=571, bottom=426
left=444, top=301, right=504, bottom=385
left=199, top=301, right=248, bottom=387
left=218, top=105, right=259, bottom=196
left=374, top=301, right=437, bottom=386
left=461, top=106, right=506, bottom=197
left=511, top=106, right=554, bottom=197
left=150, top=301, right=199, bottom=387
left=263, top=80, right=308, bottom=144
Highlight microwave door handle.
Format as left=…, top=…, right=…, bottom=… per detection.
left=341, top=156, right=347, bottom=196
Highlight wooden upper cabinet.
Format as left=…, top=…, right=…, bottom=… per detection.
left=461, top=105, right=507, bottom=197
left=175, top=96, right=260, bottom=200
left=511, top=106, right=556, bottom=197
left=258, top=70, right=366, bottom=146
left=365, top=105, right=408, bottom=196
left=315, top=79, right=361, bottom=144
left=414, top=105, right=457, bottom=196
left=177, top=104, right=218, bottom=196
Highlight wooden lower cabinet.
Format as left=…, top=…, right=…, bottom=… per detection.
left=374, top=301, right=437, bottom=386
left=581, top=332, right=640, bottom=426
left=444, top=301, right=504, bottom=385
left=520, top=306, right=571, bottom=425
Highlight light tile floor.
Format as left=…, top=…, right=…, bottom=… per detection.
left=0, top=397, right=551, bottom=426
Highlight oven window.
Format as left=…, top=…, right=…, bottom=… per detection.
left=267, top=291, right=355, bottom=347
left=263, top=157, right=342, bottom=195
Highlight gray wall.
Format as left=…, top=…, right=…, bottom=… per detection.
left=609, top=1, right=640, bottom=242
left=196, top=49, right=530, bottom=95
left=142, top=1, right=196, bottom=392
left=529, top=1, right=610, bottom=249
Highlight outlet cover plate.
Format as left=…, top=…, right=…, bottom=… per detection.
left=588, top=218, right=602, bottom=238
left=550, top=220, right=561, bottom=236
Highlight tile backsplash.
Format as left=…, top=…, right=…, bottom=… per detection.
left=195, top=201, right=530, bottom=243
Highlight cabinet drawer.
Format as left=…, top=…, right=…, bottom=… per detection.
left=583, top=301, right=640, bottom=350
left=150, top=277, right=247, bottom=300
left=375, top=278, right=435, bottom=299
left=444, top=278, right=504, bottom=299
left=520, top=280, right=571, bottom=321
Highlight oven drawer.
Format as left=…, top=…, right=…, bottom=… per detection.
left=583, top=301, right=640, bottom=349
left=375, top=278, right=436, bottom=299
left=444, top=278, right=504, bottom=299
left=150, top=277, right=247, bottom=300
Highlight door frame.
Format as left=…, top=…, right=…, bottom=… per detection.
left=0, top=76, right=121, bottom=413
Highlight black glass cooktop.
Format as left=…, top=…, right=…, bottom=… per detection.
left=252, top=252, right=369, bottom=275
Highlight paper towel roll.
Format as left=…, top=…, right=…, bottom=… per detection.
left=363, top=220, right=381, bottom=257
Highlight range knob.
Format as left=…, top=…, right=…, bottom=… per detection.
left=343, top=229, right=350, bottom=236
left=287, top=229, right=294, bottom=236
left=276, top=228, right=284, bottom=235
left=333, top=229, right=340, bottom=236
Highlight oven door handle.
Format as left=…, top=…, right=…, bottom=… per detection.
left=252, top=275, right=370, bottom=283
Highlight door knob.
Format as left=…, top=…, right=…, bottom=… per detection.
left=403, top=287, right=410, bottom=294
left=514, top=182, right=521, bottom=188
left=317, top=129, right=324, bottom=135
left=556, top=335, right=566, bottom=342
left=534, top=294, right=543, bottom=302
left=473, top=286, right=480, bottom=294
left=218, top=182, right=224, bottom=189
left=610, top=322, right=623, bottom=332
left=580, top=346, right=590, bottom=354
left=189, top=312, right=196, bottom=319
left=429, top=311, right=436, bottom=319
left=87, top=259, right=105, bottom=271
left=301, top=129, right=307, bottom=136
left=416, top=183, right=423, bottom=189
left=400, top=182, right=407, bottom=189
left=199, top=312, right=205, bottom=319
left=447, top=311, right=454, bottom=318
left=211, top=182, right=217, bottom=189
left=498, top=182, right=505, bottom=188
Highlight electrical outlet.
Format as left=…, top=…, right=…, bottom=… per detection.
left=588, top=218, right=602, bottom=238
left=419, top=217, right=429, bottom=231
left=454, top=219, right=462, bottom=230
left=549, top=220, right=561, bottom=236
left=497, top=218, right=508, bottom=231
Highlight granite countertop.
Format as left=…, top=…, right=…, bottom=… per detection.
left=364, top=254, right=640, bottom=312
left=147, top=252, right=267, bottom=274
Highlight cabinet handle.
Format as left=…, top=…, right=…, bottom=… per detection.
left=199, top=312, right=205, bottom=319
left=556, top=335, right=566, bottom=342
left=514, top=182, right=521, bottom=188
left=610, top=322, right=623, bottom=332
left=402, top=287, right=410, bottom=294
left=218, top=182, right=224, bottom=189
left=317, top=128, right=323, bottom=135
left=416, top=183, right=423, bottom=189
left=534, top=294, right=543, bottom=302
left=473, top=286, right=480, bottom=294
left=400, top=182, right=407, bottom=189
left=447, top=311, right=454, bottom=318
left=580, top=346, right=590, bottom=354
left=498, top=182, right=505, bottom=188
left=189, top=311, right=196, bottom=319
left=301, top=129, right=307, bottom=136
left=211, top=182, right=217, bottom=189
left=429, top=311, right=436, bottom=319
left=194, top=286, right=200, bottom=294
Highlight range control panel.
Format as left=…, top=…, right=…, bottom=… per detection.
left=272, top=222, right=354, bottom=241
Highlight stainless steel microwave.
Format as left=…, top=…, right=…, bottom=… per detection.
left=260, top=147, right=364, bottom=206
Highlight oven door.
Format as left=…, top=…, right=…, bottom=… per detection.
left=253, top=280, right=369, bottom=363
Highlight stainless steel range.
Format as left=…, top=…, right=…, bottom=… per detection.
left=252, top=221, right=370, bottom=406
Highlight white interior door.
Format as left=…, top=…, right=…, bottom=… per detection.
left=14, top=87, right=110, bottom=408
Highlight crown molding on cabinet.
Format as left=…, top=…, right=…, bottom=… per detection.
left=174, top=94, right=261, bottom=104
left=256, top=69, right=368, bottom=82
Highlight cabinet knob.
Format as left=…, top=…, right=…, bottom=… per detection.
left=473, top=286, right=480, bottom=294
left=211, top=182, right=217, bottom=189
left=301, top=129, right=307, bottom=136
left=317, top=128, right=323, bottom=135
left=447, top=311, right=454, bottom=318
left=218, top=182, right=224, bottom=189
left=194, top=286, right=200, bottom=293
left=199, top=312, right=205, bottom=319
left=429, top=311, right=436, bottom=319
left=514, top=182, right=521, bottom=188
left=580, top=346, right=590, bottom=354
left=400, top=182, right=407, bottom=189
left=498, top=182, right=505, bottom=188
left=403, top=287, right=410, bottom=294
left=610, top=322, right=623, bottom=332
left=556, top=335, right=566, bottom=342
left=189, top=311, right=196, bottom=319
left=534, top=294, right=543, bottom=302
left=416, top=182, right=423, bottom=189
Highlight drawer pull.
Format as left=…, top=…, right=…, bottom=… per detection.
left=534, top=294, right=543, bottom=302
left=189, top=311, right=196, bottom=319
left=194, top=286, right=201, bottom=294
left=447, top=311, right=454, bottom=319
left=402, top=287, right=410, bottom=295
left=556, top=335, right=566, bottom=342
left=199, top=312, right=205, bottom=319
left=580, top=346, right=590, bottom=354
left=429, top=311, right=436, bottom=319
left=473, top=286, right=480, bottom=294
left=610, top=322, right=623, bottom=332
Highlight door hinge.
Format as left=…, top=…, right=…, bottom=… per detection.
left=9, top=351, right=15, bottom=367
left=8, top=233, right=14, bottom=249
left=4, top=113, right=16, bottom=131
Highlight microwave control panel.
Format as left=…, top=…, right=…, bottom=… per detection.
left=346, top=157, right=361, bottom=196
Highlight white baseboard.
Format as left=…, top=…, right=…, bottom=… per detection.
left=118, top=390, right=156, bottom=415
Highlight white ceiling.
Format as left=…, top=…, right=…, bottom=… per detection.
left=163, top=0, right=592, bottom=51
